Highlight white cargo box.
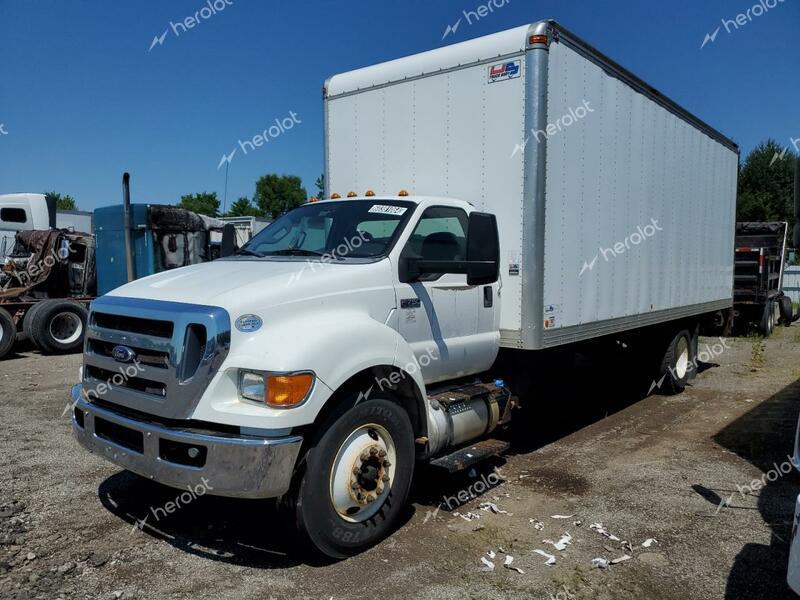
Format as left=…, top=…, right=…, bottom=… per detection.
left=325, top=20, right=738, bottom=350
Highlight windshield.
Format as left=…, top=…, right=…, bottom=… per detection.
left=238, top=200, right=415, bottom=259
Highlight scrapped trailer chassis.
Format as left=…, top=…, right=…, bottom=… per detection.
left=0, top=230, right=96, bottom=359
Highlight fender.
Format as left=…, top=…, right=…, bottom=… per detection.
left=191, top=310, right=428, bottom=430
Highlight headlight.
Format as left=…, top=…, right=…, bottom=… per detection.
left=238, top=370, right=314, bottom=408
left=239, top=371, right=266, bottom=403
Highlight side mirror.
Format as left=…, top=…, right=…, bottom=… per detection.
left=220, top=223, right=237, bottom=258
left=466, top=212, right=500, bottom=285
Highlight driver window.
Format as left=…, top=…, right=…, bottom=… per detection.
left=401, top=207, right=468, bottom=280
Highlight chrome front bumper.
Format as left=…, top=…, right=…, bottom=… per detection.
left=71, top=385, right=303, bottom=499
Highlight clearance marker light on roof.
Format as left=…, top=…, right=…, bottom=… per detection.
left=398, top=190, right=410, bottom=197
left=365, top=190, right=376, bottom=197
left=529, top=34, right=549, bottom=46
left=331, top=193, right=341, bottom=199
left=347, top=192, right=358, bottom=198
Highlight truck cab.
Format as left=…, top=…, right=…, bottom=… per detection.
left=72, top=195, right=504, bottom=557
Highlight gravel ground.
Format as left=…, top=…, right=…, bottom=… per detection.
left=2, top=328, right=800, bottom=599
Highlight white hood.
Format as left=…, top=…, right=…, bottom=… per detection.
left=107, top=257, right=396, bottom=316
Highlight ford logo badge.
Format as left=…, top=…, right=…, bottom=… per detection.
left=112, top=345, right=137, bottom=364
left=236, top=315, right=263, bottom=333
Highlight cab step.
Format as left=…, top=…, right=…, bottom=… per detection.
left=429, top=438, right=510, bottom=474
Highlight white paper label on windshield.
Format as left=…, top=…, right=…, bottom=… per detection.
left=368, top=205, right=407, bottom=216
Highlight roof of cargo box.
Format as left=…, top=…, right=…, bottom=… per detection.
left=326, top=23, right=533, bottom=98
left=325, top=20, right=738, bottom=153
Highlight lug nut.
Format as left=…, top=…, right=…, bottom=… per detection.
left=356, top=493, right=365, bottom=503
left=369, top=446, right=379, bottom=456
left=360, top=451, right=370, bottom=461
left=378, top=449, right=387, bottom=458
left=383, top=460, right=391, bottom=468
left=377, top=485, right=385, bottom=495
left=382, top=474, right=390, bottom=482
left=351, top=482, right=360, bottom=490
left=366, top=495, right=376, bottom=503
left=352, top=466, right=360, bottom=475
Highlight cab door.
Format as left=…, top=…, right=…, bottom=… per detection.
left=393, top=206, right=498, bottom=383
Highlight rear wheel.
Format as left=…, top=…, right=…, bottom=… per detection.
left=0, top=308, right=17, bottom=360
left=30, top=300, right=88, bottom=354
left=779, top=296, right=793, bottom=326
left=758, top=301, right=777, bottom=337
left=22, top=301, right=47, bottom=348
left=287, top=396, right=415, bottom=558
left=655, top=329, right=693, bottom=395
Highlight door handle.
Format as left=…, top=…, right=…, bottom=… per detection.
left=483, top=286, right=493, bottom=308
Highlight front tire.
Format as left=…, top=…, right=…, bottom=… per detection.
left=289, top=397, right=415, bottom=559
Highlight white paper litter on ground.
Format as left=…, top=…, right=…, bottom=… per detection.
left=480, top=556, right=495, bottom=571
left=479, top=502, right=509, bottom=515
left=486, top=550, right=496, bottom=559
left=543, top=532, right=573, bottom=552
left=529, top=519, right=545, bottom=530
left=591, top=558, right=609, bottom=569
left=551, top=514, right=573, bottom=519
left=589, top=522, right=620, bottom=542
left=455, top=512, right=481, bottom=521
left=642, top=538, right=658, bottom=548
left=534, top=549, right=557, bottom=566
left=621, top=541, right=633, bottom=554
left=611, top=555, right=632, bottom=565
left=503, top=554, right=524, bottom=574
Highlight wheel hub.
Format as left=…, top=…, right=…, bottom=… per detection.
left=351, top=446, right=390, bottom=504
left=330, top=424, right=396, bottom=522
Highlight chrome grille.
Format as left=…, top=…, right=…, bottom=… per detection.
left=82, top=296, right=231, bottom=420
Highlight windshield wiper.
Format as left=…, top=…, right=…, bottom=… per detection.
left=264, top=248, right=334, bottom=258
left=234, top=248, right=266, bottom=258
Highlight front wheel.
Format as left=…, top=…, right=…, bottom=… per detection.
left=288, top=397, right=415, bottom=558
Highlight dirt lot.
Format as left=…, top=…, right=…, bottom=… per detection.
left=2, top=328, right=800, bottom=600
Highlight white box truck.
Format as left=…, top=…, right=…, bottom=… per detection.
left=71, top=20, right=738, bottom=558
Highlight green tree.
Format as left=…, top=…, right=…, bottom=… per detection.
left=44, top=192, right=77, bottom=211
left=254, top=174, right=307, bottom=219
left=737, top=139, right=797, bottom=231
left=178, top=192, right=220, bottom=217
left=226, top=196, right=264, bottom=217
left=315, top=173, right=325, bottom=198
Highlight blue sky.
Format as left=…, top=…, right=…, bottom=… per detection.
left=0, top=0, right=797, bottom=212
